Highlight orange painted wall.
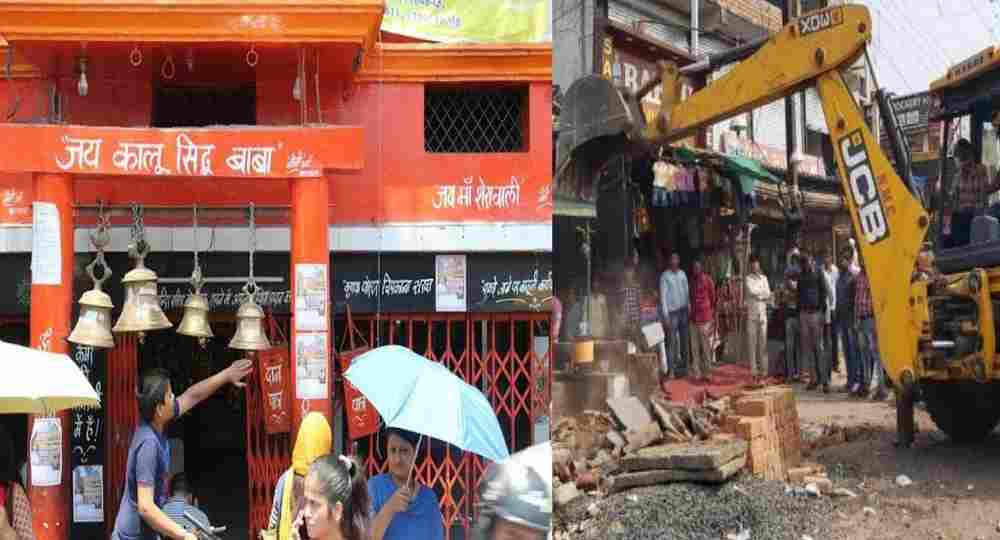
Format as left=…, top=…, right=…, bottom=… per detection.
left=0, top=46, right=552, bottom=226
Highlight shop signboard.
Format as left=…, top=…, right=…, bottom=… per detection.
left=95, top=252, right=293, bottom=315
left=0, top=124, right=362, bottom=179
left=332, top=254, right=437, bottom=313
left=467, top=254, right=553, bottom=312
left=332, top=253, right=552, bottom=313
left=380, top=0, right=551, bottom=43
left=600, top=34, right=695, bottom=133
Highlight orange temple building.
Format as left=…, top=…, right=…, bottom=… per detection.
left=0, top=2, right=552, bottom=539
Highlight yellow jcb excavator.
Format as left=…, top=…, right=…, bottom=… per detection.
left=562, top=4, right=950, bottom=446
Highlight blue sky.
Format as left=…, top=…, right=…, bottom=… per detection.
left=852, top=0, right=996, bottom=95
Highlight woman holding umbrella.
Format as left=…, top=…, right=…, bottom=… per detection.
left=369, top=428, right=444, bottom=540
left=111, top=360, right=253, bottom=540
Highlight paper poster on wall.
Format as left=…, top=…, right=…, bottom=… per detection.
left=72, top=465, right=104, bottom=523
left=31, top=202, right=61, bottom=285
left=30, top=417, right=62, bottom=486
left=295, top=333, right=328, bottom=400
left=435, top=255, right=467, bottom=312
left=295, top=264, right=328, bottom=332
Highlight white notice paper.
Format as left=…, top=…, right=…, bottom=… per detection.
left=295, top=333, right=328, bottom=400
left=30, top=417, right=62, bottom=487
left=435, top=255, right=467, bottom=312
left=31, top=202, right=62, bottom=285
left=72, top=465, right=104, bottom=523
left=295, top=264, right=329, bottom=332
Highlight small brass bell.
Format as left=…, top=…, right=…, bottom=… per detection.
left=113, top=241, right=172, bottom=342
left=177, top=259, right=213, bottom=347
left=69, top=220, right=115, bottom=349
left=177, top=292, right=213, bottom=347
left=69, top=288, right=116, bottom=349
left=229, top=291, right=271, bottom=351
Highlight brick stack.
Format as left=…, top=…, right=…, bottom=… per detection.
left=722, top=386, right=801, bottom=481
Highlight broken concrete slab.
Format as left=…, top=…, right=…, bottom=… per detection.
left=650, top=399, right=693, bottom=438
left=620, top=439, right=748, bottom=472
left=624, top=422, right=663, bottom=454
left=606, top=396, right=653, bottom=433
left=605, top=453, right=747, bottom=493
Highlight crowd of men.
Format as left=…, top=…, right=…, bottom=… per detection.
left=652, top=244, right=889, bottom=399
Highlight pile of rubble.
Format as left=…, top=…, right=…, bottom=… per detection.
left=553, top=386, right=805, bottom=507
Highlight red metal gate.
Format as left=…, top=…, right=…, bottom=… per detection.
left=104, top=334, right=138, bottom=539
left=245, top=314, right=292, bottom=540
left=338, top=312, right=552, bottom=539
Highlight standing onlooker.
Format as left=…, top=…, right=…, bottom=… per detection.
left=821, top=253, right=839, bottom=373
left=782, top=255, right=802, bottom=381
left=659, top=253, right=690, bottom=376
left=744, top=255, right=772, bottom=384
left=688, top=257, right=717, bottom=382
left=797, top=250, right=829, bottom=392
left=834, top=251, right=860, bottom=394
left=854, top=264, right=887, bottom=399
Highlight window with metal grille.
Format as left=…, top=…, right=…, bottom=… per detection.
left=425, top=87, right=527, bottom=153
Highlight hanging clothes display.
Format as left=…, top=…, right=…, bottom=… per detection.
left=651, top=159, right=675, bottom=207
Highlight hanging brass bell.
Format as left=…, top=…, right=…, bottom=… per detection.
left=68, top=288, right=116, bottom=349
left=69, top=224, right=115, bottom=349
left=229, top=294, right=271, bottom=351
left=113, top=244, right=172, bottom=342
left=177, top=292, right=213, bottom=346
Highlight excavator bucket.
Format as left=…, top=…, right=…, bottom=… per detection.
left=555, top=74, right=645, bottom=183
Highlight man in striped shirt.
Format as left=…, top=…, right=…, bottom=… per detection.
left=945, top=139, right=996, bottom=248
left=161, top=473, right=212, bottom=535
left=854, top=264, right=887, bottom=400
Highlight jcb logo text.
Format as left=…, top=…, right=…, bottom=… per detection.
left=798, top=8, right=843, bottom=36
left=840, top=130, right=889, bottom=245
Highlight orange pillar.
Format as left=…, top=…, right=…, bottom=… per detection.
left=28, top=172, right=74, bottom=540
left=289, top=176, right=332, bottom=439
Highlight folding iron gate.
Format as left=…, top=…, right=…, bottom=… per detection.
left=104, top=334, right=138, bottom=539
left=338, top=312, right=552, bottom=539
left=102, top=313, right=552, bottom=540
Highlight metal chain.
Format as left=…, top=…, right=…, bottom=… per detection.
left=246, top=203, right=257, bottom=296
left=130, top=202, right=147, bottom=256
left=87, top=201, right=112, bottom=289
left=192, top=204, right=200, bottom=269
left=190, top=204, right=205, bottom=292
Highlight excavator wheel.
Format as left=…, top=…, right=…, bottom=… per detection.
left=922, top=380, right=1000, bottom=443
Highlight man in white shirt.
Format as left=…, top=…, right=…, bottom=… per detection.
left=745, top=254, right=772, bottom=383
left=659, top=252, right=690, bottom=377
left=821, top=252, right=839, bottom=374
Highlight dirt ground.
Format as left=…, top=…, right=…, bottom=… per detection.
left=796, top=368, right=1000, bottom=540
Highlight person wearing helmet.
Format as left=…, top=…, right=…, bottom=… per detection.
left=473, top=442, right=551, bottom=540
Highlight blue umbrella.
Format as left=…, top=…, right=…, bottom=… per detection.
left=345, top=345, right=510, bottom=465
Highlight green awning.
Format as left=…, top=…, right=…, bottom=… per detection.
left=719, top=155, right=782, bottom=185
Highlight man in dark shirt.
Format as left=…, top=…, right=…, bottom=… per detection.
left=797, top=250, right=829, bottom=392
left=834, top=251, right=859, bottom=394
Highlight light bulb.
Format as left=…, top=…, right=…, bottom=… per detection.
left=292, top=75, right=302, bottom=101
left=77, top=70, right=88, bottom=97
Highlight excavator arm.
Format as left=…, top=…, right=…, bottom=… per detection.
left=623, top=5, right=929, bottom=400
